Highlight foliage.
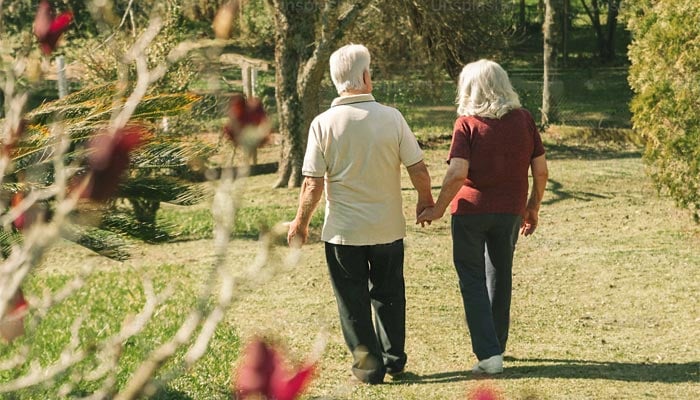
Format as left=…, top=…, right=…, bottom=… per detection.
left=71, top=1, right=201, bottom=93
left=349, top=0, right=519, bottom=80
left=6, top=83, right=211, bottom=249
left=626, top=0, right=700, bottom=221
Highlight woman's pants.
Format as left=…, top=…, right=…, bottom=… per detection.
left=451, top=214, right=521, bottom=361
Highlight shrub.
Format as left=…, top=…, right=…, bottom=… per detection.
left=626, top=0, right=700, bottom=221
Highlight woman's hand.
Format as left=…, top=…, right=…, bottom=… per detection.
left=520, top=207, right=539, bottom=236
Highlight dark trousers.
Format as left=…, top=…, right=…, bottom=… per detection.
left=451, top=214, right=521, bottom=361
left=324, top=239, right=407, bottom=384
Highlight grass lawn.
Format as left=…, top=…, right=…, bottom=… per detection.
left=3, top=131, right=698, bottom=399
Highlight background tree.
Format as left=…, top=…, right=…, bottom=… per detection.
left=541, top=0, right=556, bottom=127
left=265, top=0, right=370, bottom=188
left=627, top=0, right=700, bottom=221
left=580, top=0, right=622, bottom=62
left=400, top=0, right=517, bottom=80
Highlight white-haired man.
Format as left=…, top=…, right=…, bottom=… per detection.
left=287, top=44, right=433, bottom=384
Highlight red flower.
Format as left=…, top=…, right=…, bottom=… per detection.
left=11, top=192, right=34, bottom=231
left=1, top=289, right=28, bottom=343
left=33, top=0, right=73, bottom=55
left=234, top=338, right=315, bottom=400
left=468, top=383, right=503, bottom=400
left=76, top=125, right=145, bottom=202
left=2, top=119, right=26, bottom=157
left=224, top=94, right=270, bottom=148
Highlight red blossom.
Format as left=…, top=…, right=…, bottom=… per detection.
left=234, top=338, right=315, bottom=400
left=3, top=119, right=26, bottom=156
left=11, top=192, right=31, bottom=231
left=1, top=289, right=28, bottom=343
left=33, top=0, right=73, bottom=55
left=76, top=125, right=145, bottom=202
left=468, top=383, right=504, bottom=400
left=224, top=94, right=270, bottom=148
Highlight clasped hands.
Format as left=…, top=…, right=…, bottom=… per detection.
left=416, top=204, right=540, bottom=237
left=416, top=205, right=443, bottom=227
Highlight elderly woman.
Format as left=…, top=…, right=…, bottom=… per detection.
left=418, top=59, right=548, bottom=374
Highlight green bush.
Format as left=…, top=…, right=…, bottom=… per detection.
left=626, top=0, right=700, bottom=221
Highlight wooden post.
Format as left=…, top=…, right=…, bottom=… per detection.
left=56, top=56, right=68, bottom=99
left=251, top=67, right=257, bottom=97
left=219, top=53, right=271, bottom=165
left=242, top=63, right=253, bottom=98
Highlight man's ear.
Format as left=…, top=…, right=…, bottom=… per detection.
left=363, top=70, right=370, bottom=85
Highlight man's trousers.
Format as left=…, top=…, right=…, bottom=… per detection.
left=324, top=239, right=407, bottom=384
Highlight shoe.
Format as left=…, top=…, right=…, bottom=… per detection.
left=386, top=366, right=405, bottom=378
left=471, top=354, right=503, bottom=374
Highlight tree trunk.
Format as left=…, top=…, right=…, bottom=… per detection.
left=542, top=0, right=555, bottom=128
left=604, top=0, right=622, bottom=61
left=561, top=0, right=570, bottom=65
left=519, top=0, right=527, bottom=30
left=581, top=0, right=619, bottom=62
left=270, top=0, right=370, bottom=188
left=269, top=0, right=317, bottom=188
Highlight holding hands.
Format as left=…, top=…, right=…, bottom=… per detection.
left=416, top=206, right=444, bottom=226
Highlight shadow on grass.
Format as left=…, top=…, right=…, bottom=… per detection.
left=545, top=142, right=642, bottom=160
left=543, top=179, right=612, bottom=206
left=387, top=358, right=699, bottom=384
left=149, top=386, right=195, bottom=400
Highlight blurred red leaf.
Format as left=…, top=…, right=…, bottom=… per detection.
left=3, top=119, right=26, bottom=156
left=1, top=289, right=28, bottom=343
left=11, top=192, right=29, bottom=230
left=468, top=383, right=504, bottom=400
left=75, top=125, right=145, bottom=202
left=234, top=338, right=315, bottom=400
left=224, top=94, right=269, bottom=148
left=34, top=0, right=73, bottom=55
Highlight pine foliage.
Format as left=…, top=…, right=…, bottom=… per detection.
left=4, top=83, right=213, bottom=256
left=626, top=0, right=700, bottom=221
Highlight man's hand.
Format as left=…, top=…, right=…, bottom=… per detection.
left=416, top=199, right=435, bottom=227
left=287, top=219, right=309, bottom=248
left=416, top=206, right=444, bottom=227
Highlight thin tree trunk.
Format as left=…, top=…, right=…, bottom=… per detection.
left=542, top=0, right=555, bottom=128
left=605, top=0, right=621, bottom=61
left=562, top=0, right=570, bottom=65
left=581, top=0, right=608, bottom=60
left=519, top=0, right=527, bottom=30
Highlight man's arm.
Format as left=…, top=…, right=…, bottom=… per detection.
left=521, top=154, right=548, bottom=236
left=406, top=161, right=434, bottom=225
left=287, top=176, right=324, bottom=247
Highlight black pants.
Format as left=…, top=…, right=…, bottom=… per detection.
left=325, top=239, right=407, bottom=384
left=451, top=214, right=521, bottom=361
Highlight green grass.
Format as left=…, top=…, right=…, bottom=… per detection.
left=156, top=203, right=324, bottom=242
left=6, top=133, right=698, bottom=399
left=1, top=264, right=238, bottom=399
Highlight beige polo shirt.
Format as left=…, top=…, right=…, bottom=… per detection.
left=302, top=94, right=424, bottom=245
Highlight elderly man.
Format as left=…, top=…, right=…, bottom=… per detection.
left=287, top=44, right=433, bottom=384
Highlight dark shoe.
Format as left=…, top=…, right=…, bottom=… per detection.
left=352, top=347, right=385, bottom=384
left=386, top=366, right=405, bottom=378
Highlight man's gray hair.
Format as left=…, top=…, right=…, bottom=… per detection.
left=330, top=44, right=371, bottom=94
left=456, top=59, right=521, bottom=119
